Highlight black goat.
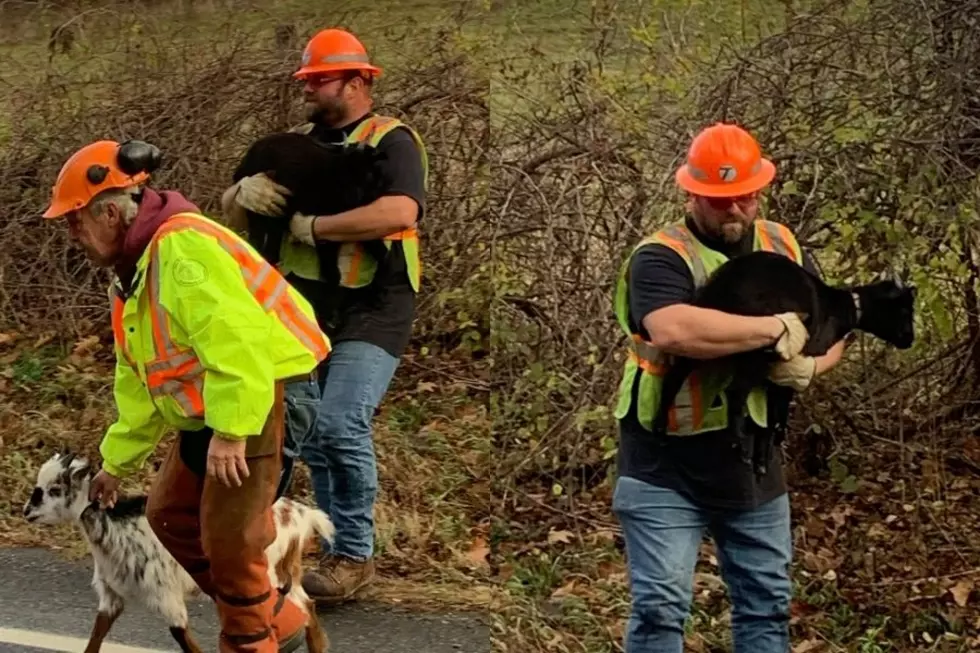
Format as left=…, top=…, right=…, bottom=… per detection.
left=652, top=250, right=916, bottom=474
left=232, top=132, right=390, bottom=288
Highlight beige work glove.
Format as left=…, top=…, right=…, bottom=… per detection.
left=234, top=173, right=291, bottom=217
left=289, top=213, right=317, bottom=246
left=771, top=312, right=809, bottom=361
left=768, top=354, right=817, bottom=391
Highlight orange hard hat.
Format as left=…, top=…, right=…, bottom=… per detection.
left=675, top=123, right=775, bottom=197
left=293, top=28, right=382, bottom=80
left=42, top=140, right=160, bottom=219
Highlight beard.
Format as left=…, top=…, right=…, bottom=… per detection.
left=718, top=220, right=748, bottom=243
left=304, top=97, right=346, bottom=126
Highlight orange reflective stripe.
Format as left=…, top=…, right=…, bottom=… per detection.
left=756, top=223, right=775, bottom=252
left=345, top=244, right=364, bottom=286
left=651, top=225, right=708, bottom=286
left=629, top=350, right=665, bottom=375
left=141, top=229, right=207, bottom=418
left=665, top=375, right=703, bottom=433
left=111, top=291, right=139, bottom=373
left=756, top=221, right=801, bottom=263
left=275, top=291, right=330, bottom=355
left=629, top=335, right=667, bottom=374
left=384, top=227, right=418, bottom=241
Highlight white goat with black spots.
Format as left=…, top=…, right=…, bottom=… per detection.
left=23, top=450, right=335, bottom=653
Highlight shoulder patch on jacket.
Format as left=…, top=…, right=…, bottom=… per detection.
left=172, top=258, right=209, bottom=287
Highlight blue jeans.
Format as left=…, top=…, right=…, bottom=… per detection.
left=300, top=340, right=400, bottom=560
left=277, top=374, right=322, bottom=500
left=612, top=476, right=792, bottom=653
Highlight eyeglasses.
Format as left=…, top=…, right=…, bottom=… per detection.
left=302, top=74, right=347, bottom=88
left=702, top=193, right=759, bottom=210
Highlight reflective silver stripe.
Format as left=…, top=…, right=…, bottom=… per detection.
left=320, top=53, right=370, bottom=64
left=149, top=247, right=178, bottom=356
left=262, top=277, right=289, bottom=312
left=146, top=351, right=198, bottom=375
left=277, top=297, right=321, bottom=353
left=147, top=359, right=205, bottom=381
left=671, top=384, right=696, bottom=434
left=248, top=262, right=271, bottom=296
left=149, top=379, right=204, bottom=417
left=631, top=338, right=666, bottom=368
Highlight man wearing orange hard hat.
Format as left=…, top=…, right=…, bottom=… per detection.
left=42, top=139, right=330, bottom=652
left=609, top=123, right=847, bottom=652
left=221, top=26, right=428, bottom=606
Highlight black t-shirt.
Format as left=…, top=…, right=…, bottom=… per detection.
left=617, top=217, right=822, bottom=510
left=286, top=113, right=427, bottom=359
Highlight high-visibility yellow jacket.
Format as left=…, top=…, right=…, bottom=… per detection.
left=101, top=212, right=331, bottom=478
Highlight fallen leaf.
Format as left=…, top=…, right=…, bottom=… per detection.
left=496, top=562, right=515, bottom=582
left=547, top=529, right=573, bottom=545
left=463, top=536, right=490, bottom=568
left=72, top=335, right=101, bottom=355
left=415, top=381, right=437, bottom=393
left=793, top=638, right=825, bottom=653
left=950, top=579, right=974, bottom=607
left=590, top=528, right=617, bottom=543
left=550, top=580, right=577, bottom=598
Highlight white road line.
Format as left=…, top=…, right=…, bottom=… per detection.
left=0, top=626, right=174, bottom=652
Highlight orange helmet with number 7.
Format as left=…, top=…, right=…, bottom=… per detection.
left=293, top=28, right=382, bottom=80
left=675, top=123, right=775, bottom=198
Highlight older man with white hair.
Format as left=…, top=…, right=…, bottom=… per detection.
left=40, top=138, right=330, bottom=653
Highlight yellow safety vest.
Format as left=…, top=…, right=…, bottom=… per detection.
left=278, top=114, right=429, bottom=293
left=612, top=219, right=804, bottom=435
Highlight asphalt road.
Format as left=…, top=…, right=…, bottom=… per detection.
left=0, top=548, right=489, bottom=652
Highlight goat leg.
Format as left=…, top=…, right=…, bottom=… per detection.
left=725, top=381, right=754, bottom=466
left=168, top=626, right=204, bottom=653
left=304, top=600, right=330, bottom=653
left=83, top=608, right=123, bottom=653
left=754, top=384, right=793, bottom=477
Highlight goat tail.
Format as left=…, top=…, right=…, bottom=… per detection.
left=307, top=508, right=336, bottom=546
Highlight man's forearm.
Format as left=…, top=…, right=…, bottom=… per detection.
left=310, top=195, right=417, bottom=242
left=643, top=304, right=783, bottom=360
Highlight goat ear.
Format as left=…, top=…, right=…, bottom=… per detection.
left=70, top=463, right=91, bottom=484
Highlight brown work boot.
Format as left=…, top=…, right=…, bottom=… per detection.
left=302, top=554, right=376, bottom=605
